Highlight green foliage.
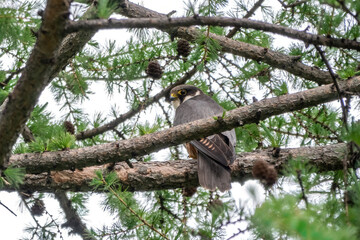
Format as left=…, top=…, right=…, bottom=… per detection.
left=47, top=132, right=76, bottom=151
left=137, top=118, right=162, bottom=136
left=97, top=0, right=117, bottom=18
left=342, top=122, right=360, bottom=146
left=0, top=167, right=25, bottom=189
left=0, top=89, right=8, bottom=104
left=260, top=122, right=280, bottom=147
left=252, top=195, right=357, bottom=240
left=251, top=157, right=360, bottom=240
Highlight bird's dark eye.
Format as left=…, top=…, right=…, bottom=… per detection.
left=178, top=89, right=187, bottom=95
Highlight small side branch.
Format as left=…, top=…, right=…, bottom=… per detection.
left=55, top=191, right=96, bottom=240
left=296, top=170, right=309, bottom=208
left=75, top=64, right=198, bottom=140
left=0, top=200, right=17, bottom=216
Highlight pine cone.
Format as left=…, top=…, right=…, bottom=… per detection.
left=265, top=166, right=278, bottom=186
left=31, top=199, right=45, bottom=216
left=64, top=121, right=75, bottom=134
left=177, top=39, right=191, bottom=58
left=252, top=160, right=278, bottom=187
left=252, top=160, right=269, bottom=180
left=182, top=187, right=197, bottom=197
left=146, top=61, right=163, bottom=79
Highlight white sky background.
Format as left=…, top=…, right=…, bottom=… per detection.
left=0, top=0, right=332, bottom=239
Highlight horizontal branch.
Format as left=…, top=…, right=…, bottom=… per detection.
left=6, top=143, right=347, bottom=192
left=115, top=1, right=332, bottom=85
left=9, top=76, right=360, bottom=174
left=66, top=16, right=360, bottom=51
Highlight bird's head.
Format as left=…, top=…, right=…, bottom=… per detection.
left=169, top=85, right=203, bottom=109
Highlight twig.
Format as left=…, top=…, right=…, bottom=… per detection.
left=1, top=67, right=24, bottom=89
left=278, top=0, right=309, bottom=8
left=296, top=169, right=309, bottom=208
left=55, top=191, right=96, bottom=240
left=335, top=0, right=360, bottom=25
left=314, top=45, right=350, bottom=218
left=75, top=64, right=199, bottom=140
left=314, top=45, right=348, bottom=128
left=0, top=200, right=17, bottom=216
left=226, top=0, right=265, bottom=38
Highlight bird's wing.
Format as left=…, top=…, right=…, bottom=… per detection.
left=174, top=94, right=236, bottom=164
left=190, top=134, right=234, bottom=167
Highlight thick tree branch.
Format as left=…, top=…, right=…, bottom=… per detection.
left=5, top=143, right=348, bottom=192
left=9, top=76, right=360, bottom=174
left=114, top=1, right=333, bottom=85
left=0, top=0, right=70, bottom=167
left=66, top=17, right=360, bottom=52
left=75, top=65, right=198, bottom=140
left=0, top=2, right=98, bottom=167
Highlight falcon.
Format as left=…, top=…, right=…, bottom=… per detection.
left=169, top=85, right=236, bottom=192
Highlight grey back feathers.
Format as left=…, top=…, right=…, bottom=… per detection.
left=171, top=85, right=236, bottom=192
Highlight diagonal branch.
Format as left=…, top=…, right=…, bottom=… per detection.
left=75, top=65, right=198, bottom=140
left=9, top=76, right=360, bottom=174
left=314, top=45, right=348, bottom=125
left=0, top=0, right=71, bottom=167
left=66, top=17, right=360, bottom=52
left=55, top=191, right=96, bottom=240
left=5, top=143, right=348, bottom=192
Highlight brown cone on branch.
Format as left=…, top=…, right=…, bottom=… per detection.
left=252, top=159, right=278, bottom=187
left=265, top=165, right=278, bottom=186
left=64, top=120, right=75, bottom=134
left=182, top=186, right=197, bottom=197
left=176, top=39, right=191, bottom=60
left=31, top=199, right=45, bottom=216
left=146, top=61, right=163, bottom=79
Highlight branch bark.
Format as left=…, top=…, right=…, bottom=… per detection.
left=66, top=17, right=360, bottom=51
left=9, top=76, right=360, bottom=174
left=6, top=143, right=347, bottom=192
left=55, top=191, right=95, bottom=240
left=0, top=0, right=70, bottom=167
left=113, top=1, right=333, bottom=85
left=0, top=2, right=99, bottom=167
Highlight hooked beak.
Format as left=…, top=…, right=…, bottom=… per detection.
left=169, top=93, right=177, bottom=101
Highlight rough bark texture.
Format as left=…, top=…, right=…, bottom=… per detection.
left=177, top=27, right=333, bottom=85
left=9, top=76, right=360, bottom=174
left=115, top=2, right=333, bottom=85
left=5, top=143, right=347, bottom=192
left=0, top=2, right=98, bottom=167
left=0, top=0, right=70, bottom=167
left=66, top=17, right=360, bottom=51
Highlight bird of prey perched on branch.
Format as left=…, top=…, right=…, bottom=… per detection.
left=169, top=85, right=236, bottom=192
